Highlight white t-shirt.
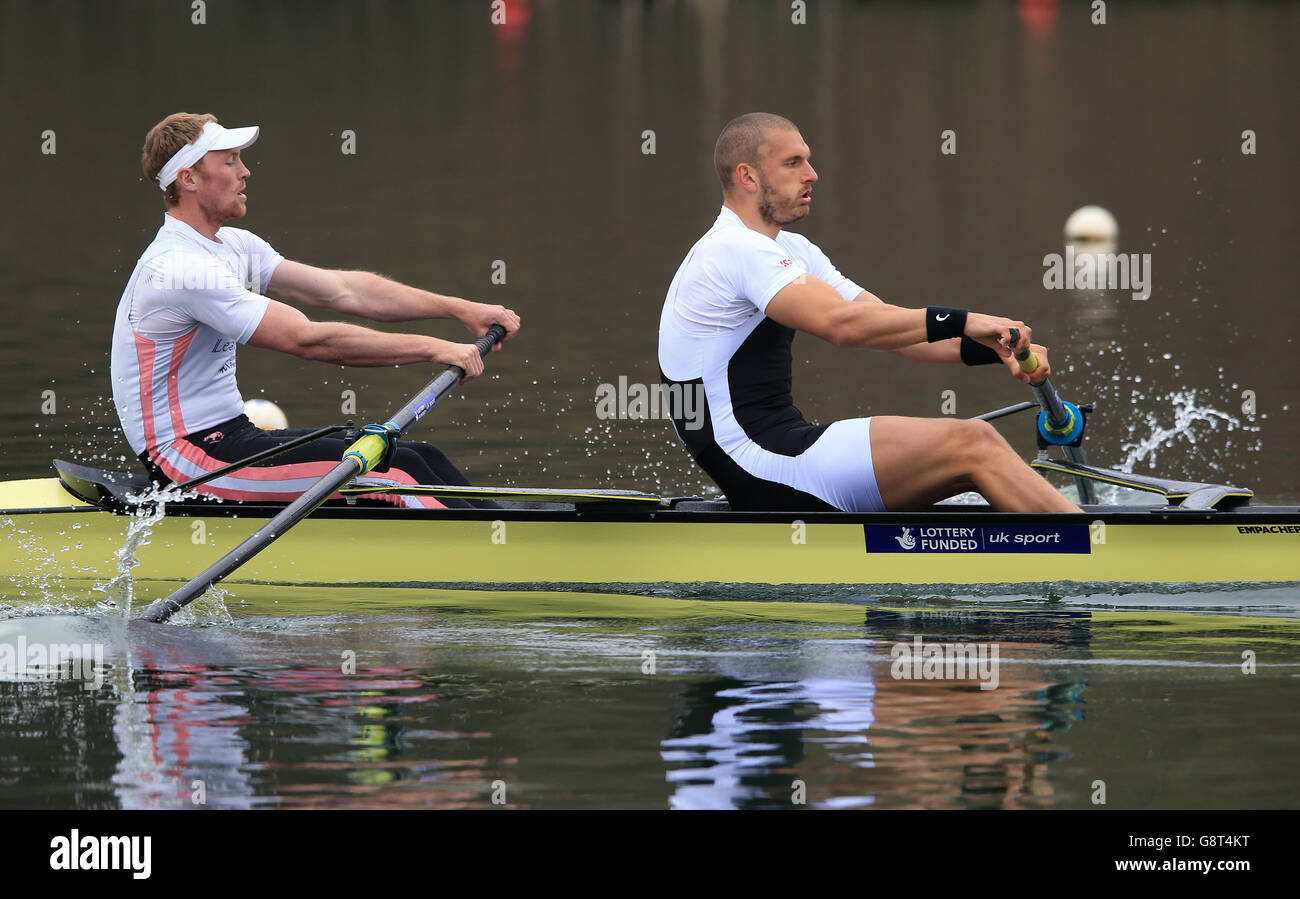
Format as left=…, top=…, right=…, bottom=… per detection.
left=659, top=206, right=862, bottom=380
left=658, top=207, right=885, bottom=511
left=110, top=216, right=282, bottom=455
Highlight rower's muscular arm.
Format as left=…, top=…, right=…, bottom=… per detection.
left=247, top=300, right=486, bottom=377
left=266, top=260, right=520, bottom=343
left=764, top=277, right=927, bottom=350
left=764, top=278, right=1031, bottom=361
left=847, top=289, right=1053, bottom=381
left=851, top=290, right=961, bottom=362
left=268, top=261, right=465, bottom=321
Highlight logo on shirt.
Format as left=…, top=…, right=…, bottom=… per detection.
left=779, top=258, right=793, bottom=267
left=211, top=339, right=236, bottom=353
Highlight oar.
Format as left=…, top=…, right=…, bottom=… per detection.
left=1007, top=328, right=1097, bottom=504
left=140, top=324, right=507, bottom=624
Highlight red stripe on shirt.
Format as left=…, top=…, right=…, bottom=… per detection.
left=133, top=333, right=159, bottom=453
left=165, top=328, right=198, bottom=440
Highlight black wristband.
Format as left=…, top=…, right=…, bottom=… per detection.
left=960, top=336, right=1002, bottom=366
left=926, top=306, right=967, bottom=342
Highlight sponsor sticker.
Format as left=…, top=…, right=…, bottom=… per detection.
left=865, top=524, right=1091, bottom=554
left=1236, top=525, right=1300, bottom=534
left=411, top=396, right=440, bottom=421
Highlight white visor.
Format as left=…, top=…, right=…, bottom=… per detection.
left=156, top=121, right=259, bottom=190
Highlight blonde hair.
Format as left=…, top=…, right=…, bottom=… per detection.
left=141, top=112, right=219, bottom=206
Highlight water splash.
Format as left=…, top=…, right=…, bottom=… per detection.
left=90, top=483, right=236, bottom=625
left=1118, top=387, right=1257, bottom=474
left=91, top=483, right=199, bottom=619
left=164, top=583, right=236, bottom=627
left=1086, top=388, right=1258, bottom=504
left=941, top=388, right=1257, bottom=507
left=0, top=517, right=100, bottom=611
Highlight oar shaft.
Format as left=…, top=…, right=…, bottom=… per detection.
left=1028, top=381, right=1069, bottom=429
left=388, top=367, right=466, bottom=432
left=390, top=326, right=505, bottom=431
left=141, top=325, right=507, bottom=624
left=140, top=458, right=361, bottom=622
left=338, top=326, right=507, bottom=474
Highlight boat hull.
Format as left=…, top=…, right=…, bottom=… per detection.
left=3, top=477, right=1298, bottom=595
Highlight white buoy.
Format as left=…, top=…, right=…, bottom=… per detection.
left=244, top=398, right=289, bottom=430
left=1064, top=205, right=1119, bottom=242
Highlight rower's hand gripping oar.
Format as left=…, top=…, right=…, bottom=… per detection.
left=140, top=325, right=508, bottom=624
left=1007, top=328, right=1097, bottom=504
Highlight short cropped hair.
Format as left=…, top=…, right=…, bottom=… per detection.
left=141, top=112, right=219, bottom=206
left=714, top=112, right=798, bottom=191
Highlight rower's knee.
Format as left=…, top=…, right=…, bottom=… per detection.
left=950, top=419, right=1010, bottom=466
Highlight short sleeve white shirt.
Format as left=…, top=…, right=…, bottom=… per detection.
left=659, top=206, right=863, bottom=379
left=110, top=216, right=283, bottom=455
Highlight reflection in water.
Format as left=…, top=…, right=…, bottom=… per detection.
left=1058, top=239, right=1138, bottom=327
left=0, top=613, right=512, bottom=810
left=663, top=676, right=878, bottom=809
left=112, top=665, right=259, bottom=810
left=661, top=610, right=1090, bottom=809
left=1, top=603, right=1295, bottom=809
left=107, top=660, right=503, bottom=810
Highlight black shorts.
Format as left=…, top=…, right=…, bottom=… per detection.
left=140, top=415, right=486, bottom=509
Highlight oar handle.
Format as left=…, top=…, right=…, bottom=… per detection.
left=474, top=324, right=508, bottom=359
left=1009, top=328, right=1041, bottom=376
left=1008, top=327, right=1067, bottom=426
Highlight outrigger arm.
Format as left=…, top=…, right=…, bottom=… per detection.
left=1029, top=459, right=1253, bottom=511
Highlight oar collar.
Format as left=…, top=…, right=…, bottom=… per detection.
left=343, top=422, right=401, bottom=475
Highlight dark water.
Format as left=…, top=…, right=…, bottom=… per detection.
left=1, top=0, right=1296, bottom=498
left=1, top=1, right=1298, bottom=812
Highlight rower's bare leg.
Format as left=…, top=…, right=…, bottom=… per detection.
left=869, top=416, right=1082, bottom=513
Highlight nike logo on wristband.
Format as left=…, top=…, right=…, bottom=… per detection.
left=935, top=313, right=950, bottom=321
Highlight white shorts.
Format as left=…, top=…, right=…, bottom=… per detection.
left=731, top=417, right=886, bottom=513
